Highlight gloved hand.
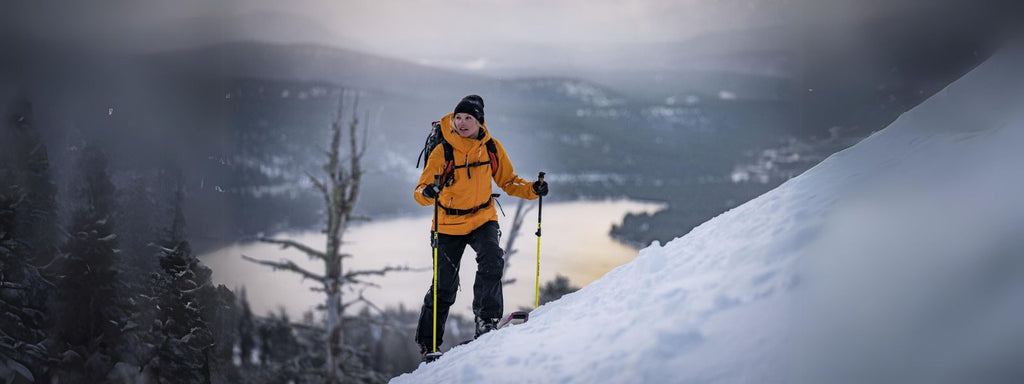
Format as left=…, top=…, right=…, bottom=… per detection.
left=422, top=184, right=440, bottom=199
left=532, top=180, right=549, bottom=197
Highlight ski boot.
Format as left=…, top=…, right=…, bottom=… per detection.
left=420, top=344, right=442, bottom=363
left=474, top=317, right=500, bottom=338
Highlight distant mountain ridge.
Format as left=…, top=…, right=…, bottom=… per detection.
left=501, top=77, right=628, bottom=107
left=144, top=41, right=499, bottom=99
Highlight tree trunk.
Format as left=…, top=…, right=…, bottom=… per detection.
left=325, top=210, right=344, bottom=383
left=326, top=271, right=342, bottom=383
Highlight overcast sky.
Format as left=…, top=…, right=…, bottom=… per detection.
left=0, top=1, right=862, bottom=50
left=2, top=0, right=1014, bottom=74
left=6, top=0, right=778, bottom=44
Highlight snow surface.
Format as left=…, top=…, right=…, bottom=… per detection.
left=391, top=44, right=1024, bottom=384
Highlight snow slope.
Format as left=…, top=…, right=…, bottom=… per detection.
left=391, top=43, right=1024, bottom=384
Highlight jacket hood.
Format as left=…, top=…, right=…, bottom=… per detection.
left=440, top=112, right=492, bottom=153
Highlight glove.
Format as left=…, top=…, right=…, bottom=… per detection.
left=422, top=184, right=440, bottom=199
left=532, top=180, right=549, bottom=197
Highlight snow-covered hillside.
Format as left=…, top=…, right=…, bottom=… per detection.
left=391, top=44, right=1024, bottom=384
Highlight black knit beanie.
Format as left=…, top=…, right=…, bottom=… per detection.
left=453, top=94, right=485, bottom=124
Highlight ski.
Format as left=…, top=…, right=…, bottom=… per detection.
left=497, top=310, right=529, bottom=328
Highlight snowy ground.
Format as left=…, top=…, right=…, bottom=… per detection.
left=391, top=42, right=1024, bottom=384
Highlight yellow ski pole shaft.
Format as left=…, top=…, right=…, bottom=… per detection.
left=432, top=175, right=440, bottom=353
left=535, top=171, right=545, bottom=308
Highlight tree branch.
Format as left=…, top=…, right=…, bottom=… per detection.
left=258, top=238, right=326, bottom=260
left=342, top=265, right=413, bottom=283
left=327, top=92, right=345, bottom=186
left=345, top=279, right=381, bottom=289
left=241, top=254, right=325, bottom=283
left=340, top=287, right=377, bottom=313
left=346, top=92, right=363, bottom=212
left=306, top=171, right=330, bottom=209
left=502, top=199, right=534, bottom=283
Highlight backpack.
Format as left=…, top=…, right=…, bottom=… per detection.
left=417, top=121, right=499, bottom=187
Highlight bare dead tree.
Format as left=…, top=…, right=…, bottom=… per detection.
left=501, top=199, right=534, bottom=286
left=242, top=91, right=405, bottom=384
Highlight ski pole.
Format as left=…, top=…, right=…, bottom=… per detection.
left=432, top=175, right=440, bottom=353
left=534, top=171, right=545, bottom=308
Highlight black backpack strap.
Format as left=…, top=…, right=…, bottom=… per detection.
left=415, top=135, right=430, bottom=168
left=442, top=141, right=454, bottom=163
left=485, top=139, right=499, bottom=176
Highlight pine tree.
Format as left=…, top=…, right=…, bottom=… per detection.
left=51, top=145, right=129, bottom=382
left=0, top=96, right=59, bottom=382
left=371, top=305, right=423, bottom=376
left=116, top=172, right=161, bottom=274
left=237, top=288, right=256, bottom=368
left=6, top=98, right=59, bottom=268
left=167, top=170, right=187, bottom=246
left=144, top=241, right=214, bottom=384
left=204, top=285, right=240, bottom=383
left=125, top=172, right=239, bottom=383
left=256, top=310, right=305, bottom=382
left=0, top=168, right=56, bottom=382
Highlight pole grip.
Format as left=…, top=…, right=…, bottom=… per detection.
left=536, top=172, right=544, bottom=237
left=535, top=171, right=544, bottom=308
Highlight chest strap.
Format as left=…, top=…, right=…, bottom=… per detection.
left=441, top=139, right=499, bottom=183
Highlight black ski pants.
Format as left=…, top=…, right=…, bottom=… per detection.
left=416, top=220, right=504, bottom=347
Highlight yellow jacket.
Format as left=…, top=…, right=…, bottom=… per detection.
left=414, top=113, right=538, bottom=235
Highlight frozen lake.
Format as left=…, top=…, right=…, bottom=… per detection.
left=200, top=199, right=665, bottom=319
